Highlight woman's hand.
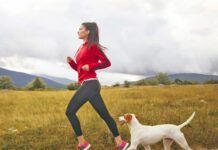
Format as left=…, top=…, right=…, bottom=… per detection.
left=81, top=64, right=89, bottom=71
left=67, top=56, right=73, bottom=63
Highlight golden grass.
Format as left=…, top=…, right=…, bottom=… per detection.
left=0, top=84, right=217, bottom=150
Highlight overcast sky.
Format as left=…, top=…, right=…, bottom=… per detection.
left=0, top=0, right=218, bottom=85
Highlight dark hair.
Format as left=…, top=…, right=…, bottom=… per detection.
left=81, top=22, right=107, bottom=51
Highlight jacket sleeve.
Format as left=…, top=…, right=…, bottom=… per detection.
left=88, top=45, right=111, bottom=71
left=68, top=59, right=78, bottom=71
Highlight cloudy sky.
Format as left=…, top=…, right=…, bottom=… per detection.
left=0, top=0, right=217, bottom=85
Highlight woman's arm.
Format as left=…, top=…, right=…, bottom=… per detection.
left=88, top=45, right=111, bottom=71
left=67, top=56, right=78, bottom=71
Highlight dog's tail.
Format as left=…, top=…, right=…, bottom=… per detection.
left=178, top=112, right=195, bottom=129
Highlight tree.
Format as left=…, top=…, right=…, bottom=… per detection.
left=204, top=79, right=218, bottom=84
left=112, top=82, right=120, bottom=87
left=182, top=80, right=193, bottom=85
left=174, top=78, right=183, bottom=85
left=155, top=73, right=171, bottom=85
left=67, top=82, right=80, bottom=90
left=26, top=77, right=46, bottom=90
left=146, top=78, right=159, bottom=85
left=123, top=80, right=130, bottom=88
left=0, top=76, right=14, bottom=89
left=135, top=79, right=149, bottom=86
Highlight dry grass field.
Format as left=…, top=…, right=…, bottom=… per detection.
left=0, top=84, right=217, bottom=149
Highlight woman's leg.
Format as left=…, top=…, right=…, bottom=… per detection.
left=89, top=93, right=120, bottom=136
left=65, top=83, right=94, bottom=144
left=89, top=93, right=123, bottom=145
left=88, top=80, right=123, bottom=145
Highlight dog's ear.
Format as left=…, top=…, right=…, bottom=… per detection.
left=124, top=114, right=132, bottom=123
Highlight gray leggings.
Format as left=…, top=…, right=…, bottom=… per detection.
left=65, top=79, right=119, bottom=137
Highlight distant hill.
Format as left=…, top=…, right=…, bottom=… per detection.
left=168, top=73, right=218, bottom=83
left=0, top=67, right=65, bottom=88
left=39, top=74, right=75, bottom=85
left=140, top=73, right=218, bottom=83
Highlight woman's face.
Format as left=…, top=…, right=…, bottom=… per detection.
left=77, top=25, right=89, bottom=40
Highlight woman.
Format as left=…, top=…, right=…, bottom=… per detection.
left=66, top=22, right=129, bottom=150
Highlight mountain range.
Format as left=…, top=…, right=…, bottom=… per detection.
left=140, top=73, right=218, bottom=83
left=1, top=67, right=218, bottom=88
left=0, top=67, right=74, bottom=88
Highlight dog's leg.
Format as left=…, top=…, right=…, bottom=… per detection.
left=143, top=145, right=151, bottom=150
left=126, top=142, right=138, bottom=150
left=163, top=138, right=173, bottom=150
left=172, top=132, right=192, bottom=150
left=127, top=144, right=138, bottom=150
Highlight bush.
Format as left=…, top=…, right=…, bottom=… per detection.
left=135, top=80, right=145, bottom=85
left=112, top=82, right=120, bottom=87
left=26, top=77, right=46, bottom=90
left=146, top=78, right=159, bottom=85
left=204, top=79, right=218, bottom=84
left=155, top=73, right=171, bottom=85
left=182, top=80, right=193, bottom=85
left=67, top=82, right=80, bottom=90
left=0, top=76, right=14, bottom=89
left=123, top=80, right=130, bottom=88
left=174, top=78, right=183, bottom=85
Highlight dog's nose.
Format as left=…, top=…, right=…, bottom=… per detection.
left=118, top=116, right=125, bottom=126
left=119, top=116, right=124, bottom=120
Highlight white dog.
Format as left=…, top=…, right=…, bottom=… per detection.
left=118, top=112, right=195, bottom=150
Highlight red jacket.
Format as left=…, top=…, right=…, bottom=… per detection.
left=68, top=41, right=111, bottom=85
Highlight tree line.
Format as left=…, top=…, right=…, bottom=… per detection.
left=112, top=73, right=218, bottom=87
left=1, top=73, right=218, bottom=90
left=0, top=76, right=80, bottom=90
left=0, top=76, right=47, bottom=90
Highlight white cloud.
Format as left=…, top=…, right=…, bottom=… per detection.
left=0, top=0, right=218, bottom=84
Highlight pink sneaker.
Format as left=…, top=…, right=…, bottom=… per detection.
left=76, top=141, right=91, bottom=150
left=115, top=140, right=129, bottom=150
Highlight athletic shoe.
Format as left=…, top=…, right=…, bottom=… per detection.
left=115, top=140, right=129, bottom=150
left=76, top=141, right=91, bottom=150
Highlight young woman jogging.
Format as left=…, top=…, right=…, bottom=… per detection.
left=66, top=22, right=129, bottom=150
